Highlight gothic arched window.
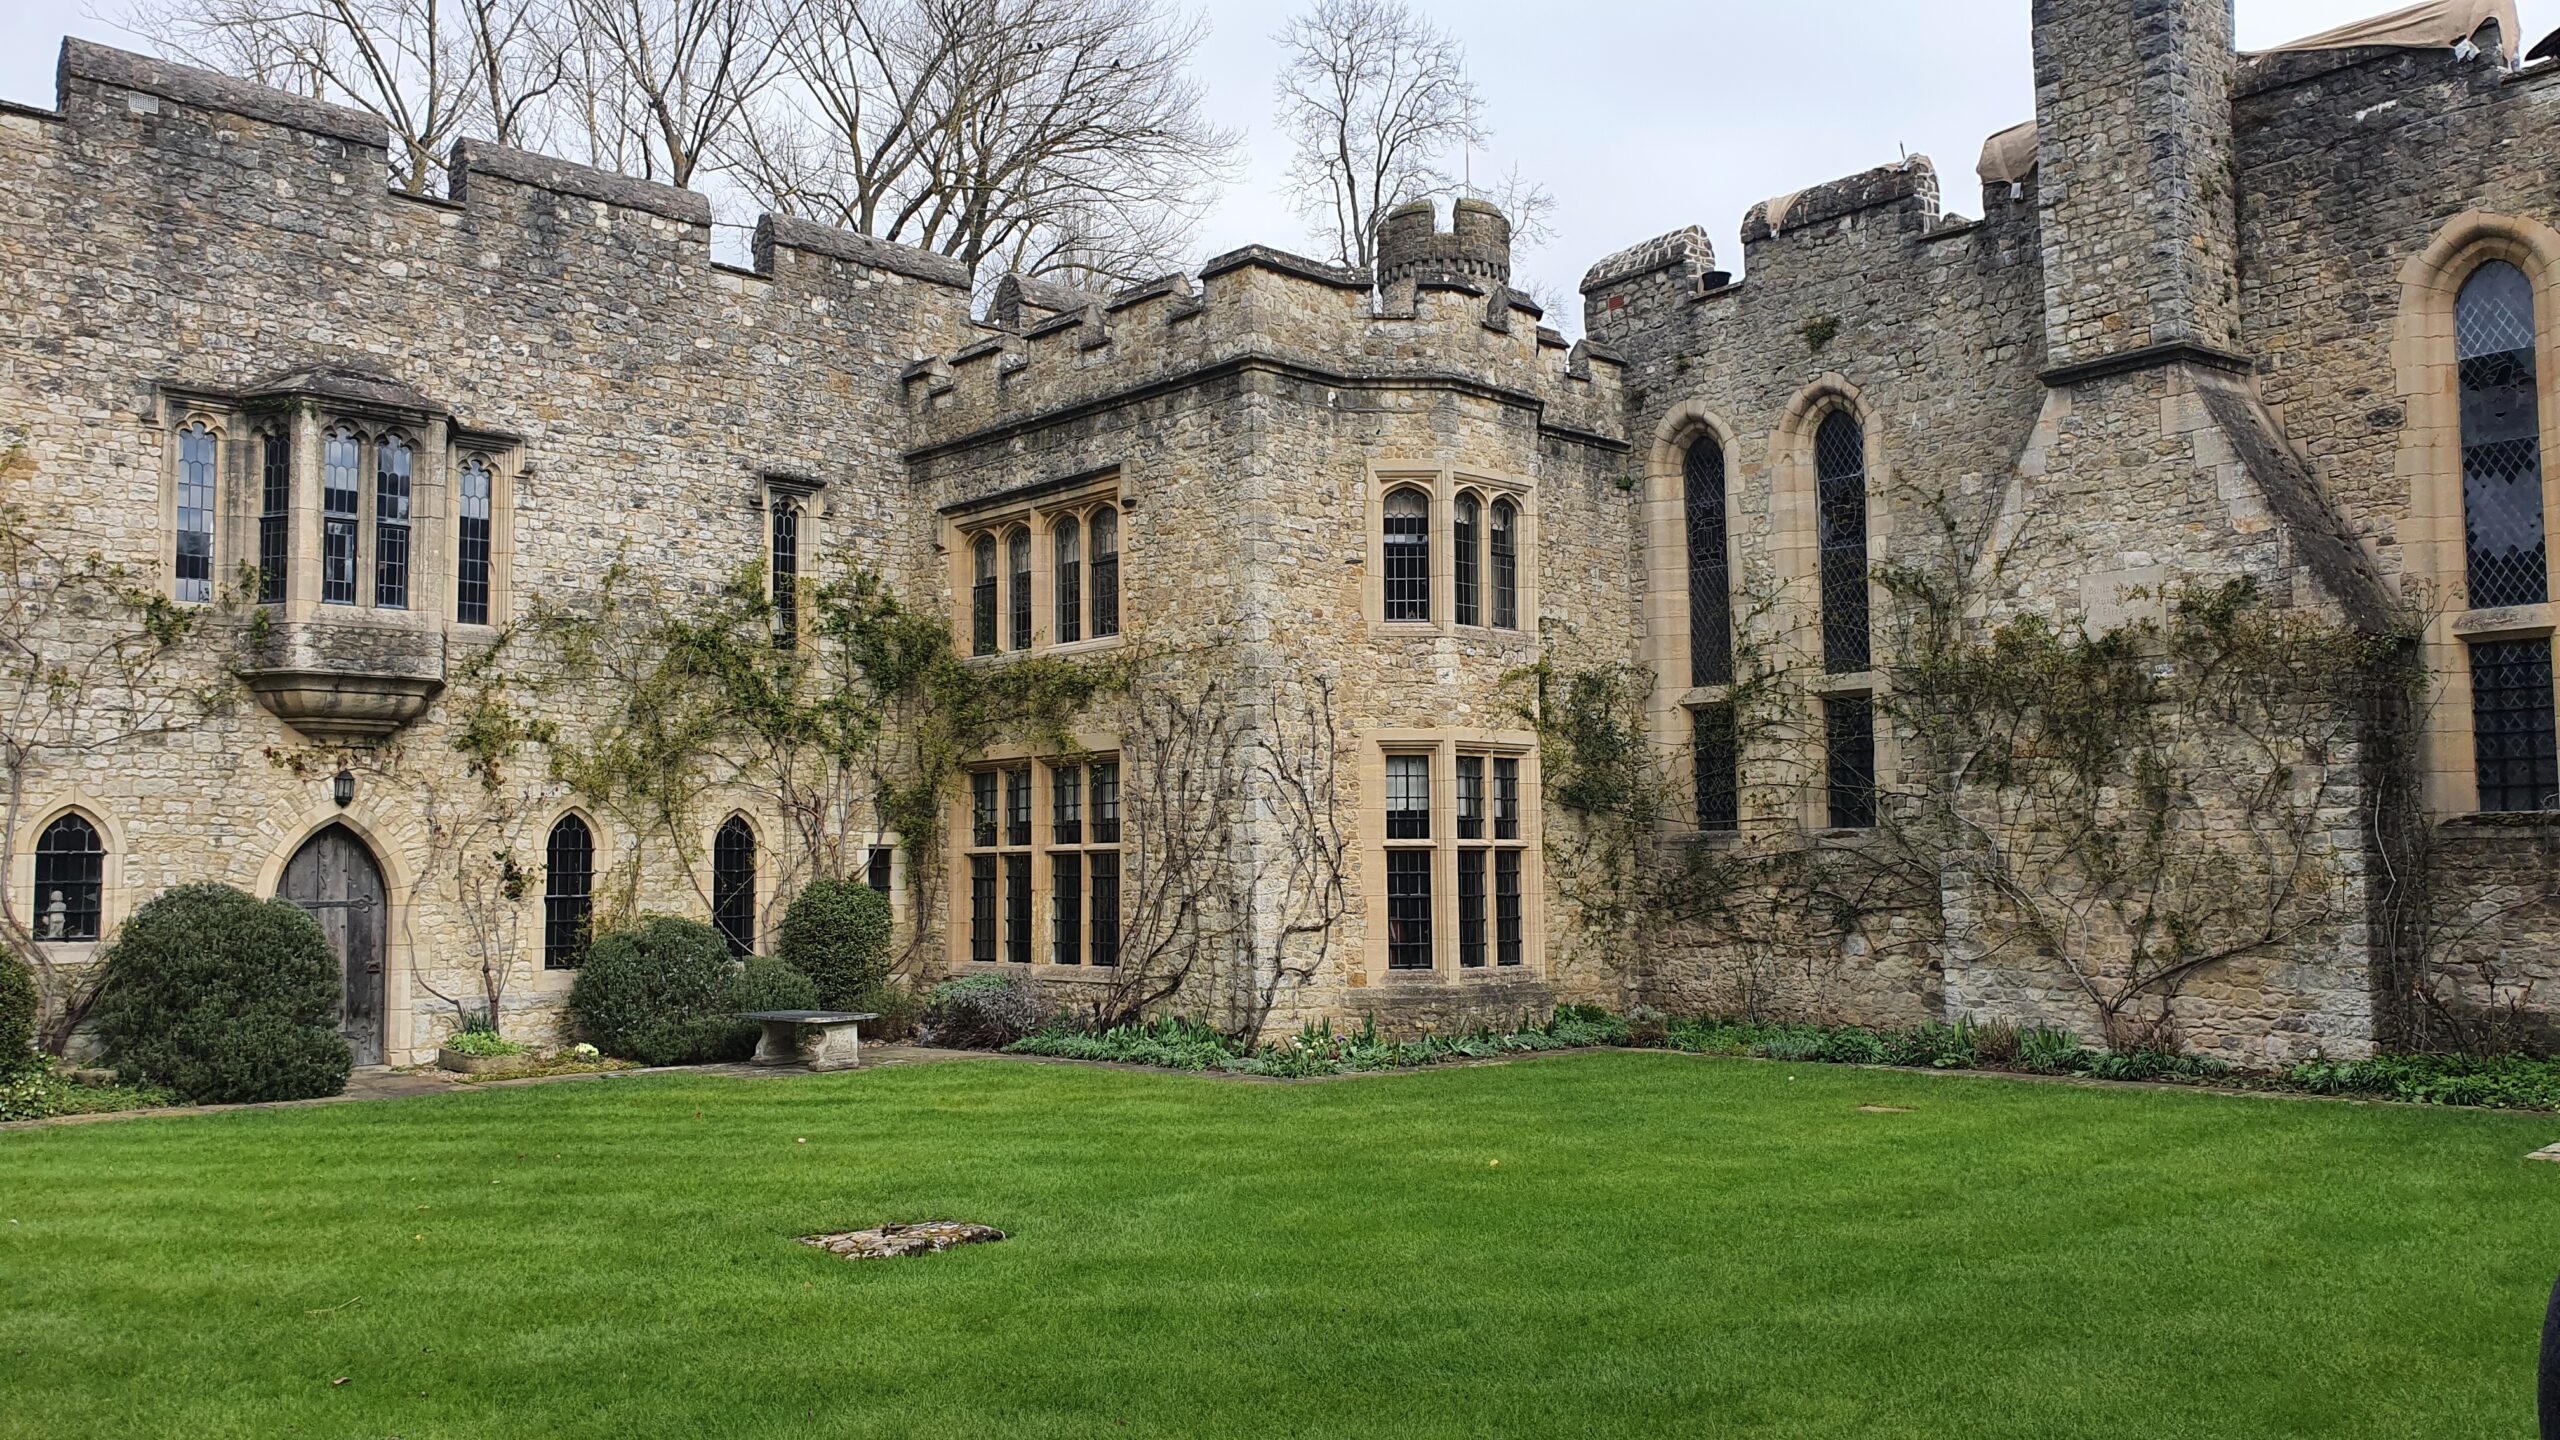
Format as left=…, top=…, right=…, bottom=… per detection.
left=176, top=422, right=216, bottom=604
left=1686, top=437, right=1732, bottom=686
left=457, top=457, right=493, bottom=625
left=544, top=815, right=594, bottom=969
left=33, top=812, right=103, bottom=943
left=1384, top=488, right=1431, bottom=623
left=1816, top=412, right=1870, bottom=673
left=712, top=816, right=756, bottom=956
left=1007, top=527, right=1032, bottom=651
left=374, top=433, right=413, bottom=609
left=1054, top=516, right=1083, bottom=644
left=2459, top=260, right=2546, bottom=609
left=971, top=535, right=998, bottom=656
left=1453, top=492, right=1482, bottom=626
left=1090, top=506, right=1120, bottom=639
left=1489, top=498, right=1519, bottom=630
left=322, top=426, right=361, bottom=606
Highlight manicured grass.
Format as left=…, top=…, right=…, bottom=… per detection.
left=3, top=1054, right=2556, bottom=1438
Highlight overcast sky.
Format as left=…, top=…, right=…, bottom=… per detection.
left=4, top=0, right=2551, bottom=325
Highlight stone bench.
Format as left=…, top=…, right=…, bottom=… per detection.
left=737, top=1011, right=880, bottom=1073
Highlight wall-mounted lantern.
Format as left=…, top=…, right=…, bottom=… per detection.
left=332, top=769, right=355, bottom=808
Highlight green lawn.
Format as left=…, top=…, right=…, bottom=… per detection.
left=3, top=1054, right=2556, bottom=1439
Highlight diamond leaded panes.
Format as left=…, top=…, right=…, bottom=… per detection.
left=2471, top=638, right=2559, bottom=814
left=1686, top=438, right=1732, bottom=686
left=1816, top=413, right=1870, bottom=673
left=2459, top=261, right=2546, bottom=610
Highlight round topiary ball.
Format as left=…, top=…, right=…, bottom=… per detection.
left=567, top=915, right=743, bottom=1067
left=773, top=876, right=892, bottom=1009
left=89, top=883, right=351, bottom=1104
left=0, top=954, right=38, bottom=1073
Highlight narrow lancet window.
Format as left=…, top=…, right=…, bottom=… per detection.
left=1384, top=488, right=1430, bottom=623
left=1686, top=437, right=1731, bottom=686
left=2460, top=260, right=2547, bottom=610
left=176, top=422, right=215, bottom=603
left=1817, top=413, right=1870, bottom=673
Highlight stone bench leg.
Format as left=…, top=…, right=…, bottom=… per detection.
left=752, top=1021, right=803, bottom=1067
left=804, top=1023, right=862, bottom=1073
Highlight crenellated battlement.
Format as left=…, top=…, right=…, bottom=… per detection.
left=903, top=237, right=1624, bottom=454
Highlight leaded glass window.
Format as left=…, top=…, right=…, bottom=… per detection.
left=1004, top=853, right=1032, bottom=964
left=1686, top=437, right=1732, bottom=686
left=1386, top=754, right=1432, bottom=839
left=770, top=497, right=799, bottom=647
left=1694, top=702, right=1739, bottom=832
left=1496, top=851, right=1523, bottom=967
left=1494, top=757, right=1520, bottom=841
left=1454, top=492, right=1482, bottom=626
left=866, top=845, right=893, bottom=894
left=969, top=856, right=997, bottom=962
left=1817, top=413, right=1870, bottom=673
left=258, top=430, right=290, bottom=605
left=544, top=815, right=594, bottom=968
left=1384, top=488, right=1430, bottom=622
left=712, top=816, right=756, bottom=955
left=1090, top=506, right=1120, bottom=639
left=971, top=536, right=998, bottom=656
left=1090, top=853, right=1121, bottom=968
left=1825, top=695, right=1877, bottom=829
left=1005, top=766, right=1032, bottom=848
left=1386, top=850, right=1433, bottom=969
left=1457, top=754, right=1485, bottom=840
left=374, top=435, right=412, bottom=609
left=1458, top=849, right=1487, bottom=968
left=2460, top=261, right=2546, bottom=610
left=32, top=813, right=103, bottom=943
left=457, top=457, right=492, bottom=625
left=1008, top=528, right=1032, bottom=651
left=1490, top=498, right=1519, bottom=630
left=1051, top=852, right=1082, bottom=965
left=176, top=422, right=215, bottom=603
left=323, top=427, right=360, bottom=606
left=2471, top=638, right=2558, bottom=813
left=1091, top=761, right=1121, bottom=843
left=1054, top=516, right=1082, bottom=645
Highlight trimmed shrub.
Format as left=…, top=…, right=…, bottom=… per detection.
left=921, top=974, right=1053, bottom=1050
left=567, top=916, right=741, bottom=1067
left=87, top=883, right=352, bottom=1104
left=853, top=980, right=923, bottom=1042
left=734, top=955, right=822, bottom=1016
left=0, top=953, right=36, bottom=1073
left=773, top=877, right=892, bottom=1009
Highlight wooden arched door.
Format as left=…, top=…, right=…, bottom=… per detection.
left=278, top=825, right=388, bottom=1066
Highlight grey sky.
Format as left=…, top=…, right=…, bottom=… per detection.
left=4, top=0, right=2550, bottom=325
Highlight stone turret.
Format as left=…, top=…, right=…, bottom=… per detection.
left=1376, top=197, right=1512, bottom=289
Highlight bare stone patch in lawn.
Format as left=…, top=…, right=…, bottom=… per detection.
left=2530, top=1144, right=2560, bottom=1165
left=799, top=1222, right=1007, bottom=1260
left=1858, top=1105, right=1916, bottom=1114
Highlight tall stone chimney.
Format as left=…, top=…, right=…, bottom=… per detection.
left=2031, top=0, right=2244, bottom=372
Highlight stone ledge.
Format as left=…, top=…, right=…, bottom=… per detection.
left=59, top=38, right=384, bottom=150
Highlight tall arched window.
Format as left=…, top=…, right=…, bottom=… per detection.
left=1384, top=488, right=1431, bottom=623
left=33, top=812, right=103, bottom=942
left=1055, top=517, right=1083, bottom=644
left=971, top=535, right=998, bottom=656
left=322, top=426, right=361, bottom=606
left=175, top=421, right=216, bottom=603
left=1090, top=506, right=1120, bottom=639
left=544, top=815, right=595, bottom=969
left=457, top=457, right=493, bottom=625
left=1007, top=527, right=1032, bottom=651
left=1453, top=492, right=1482, bottom=626
left=1686, top=437, right=1732, bottom=686
left=1489, top=498, right=1519, bottom=630
left=712, top=816, right=756, bottom=956
left=1816, top=412, right=1870, bottom=673
left=374, top=434, right=412, bottom=609
left=769, top=497, right=801, bottom=647
left=2459, top=260, right=2546, bottom=609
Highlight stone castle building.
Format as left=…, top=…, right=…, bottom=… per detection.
left=3, top=0, right=2557, bottom=1066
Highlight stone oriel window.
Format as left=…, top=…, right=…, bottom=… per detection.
left=2459, top=260, right=2547, bottom=610
left=1383, top=487, right=1432, bottom=623
left=456, top=456, right=494, bottom=625
left=950, top=479, right=1124, bottom=658
left=174, top=421, right=217, bottom=604
left=1685, top=437, right=1732, bottom=687
left=32, top=812, right=103, bottom=943
left=1370, top=740, right=1541, bottom=974
left=543, top=815, right=595, bottom=969
left=1824, top=695, right=1878, bottom=830
left=258, top=429, right=292, bottom=606
left=713, top=815, right=756, bottom=956
left=2470, top=639, right=2559, bottom=813
left=1817, top=412, right=1871, bottom=674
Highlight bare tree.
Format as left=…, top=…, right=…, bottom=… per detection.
left=726, top=0, right=1235, bottom=290
left=562, top=0, right=792, bottom=189
left=124, top=0, right=576, bottom=193
left=1273, top=0, right=1482, bottom=270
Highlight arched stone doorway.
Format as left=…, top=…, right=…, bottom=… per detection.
left=277, top=824, right=388, bottom=1066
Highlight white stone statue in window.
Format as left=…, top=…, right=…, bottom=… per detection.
left=39, top=888, right=67, bottom=940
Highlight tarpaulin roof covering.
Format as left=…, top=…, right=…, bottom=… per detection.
left=2249, top=0, right=2520, bottom=55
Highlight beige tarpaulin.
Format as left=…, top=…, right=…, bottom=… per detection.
left=1762, top=189, right=1806, bottom=236
left=1977, top=121, right=2039, bottom=186
left=2249, top=0, right=2519, bottom=54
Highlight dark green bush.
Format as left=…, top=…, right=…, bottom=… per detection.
left=0, top=953, right=37, bottom=1073
left=773, top=877, right=892, bottom=1009
left=853, top=980, right=923, bottom=1042
left=922, top=973, right=1053, bottom=1050
left=567, top=916, right=742, bottom=1067
left=87, top=883, right=351, bottom=1104
left=1815, top=1029, right=1890, bottom=1066
left=1548, top=1005, right=1631, bottom=1047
